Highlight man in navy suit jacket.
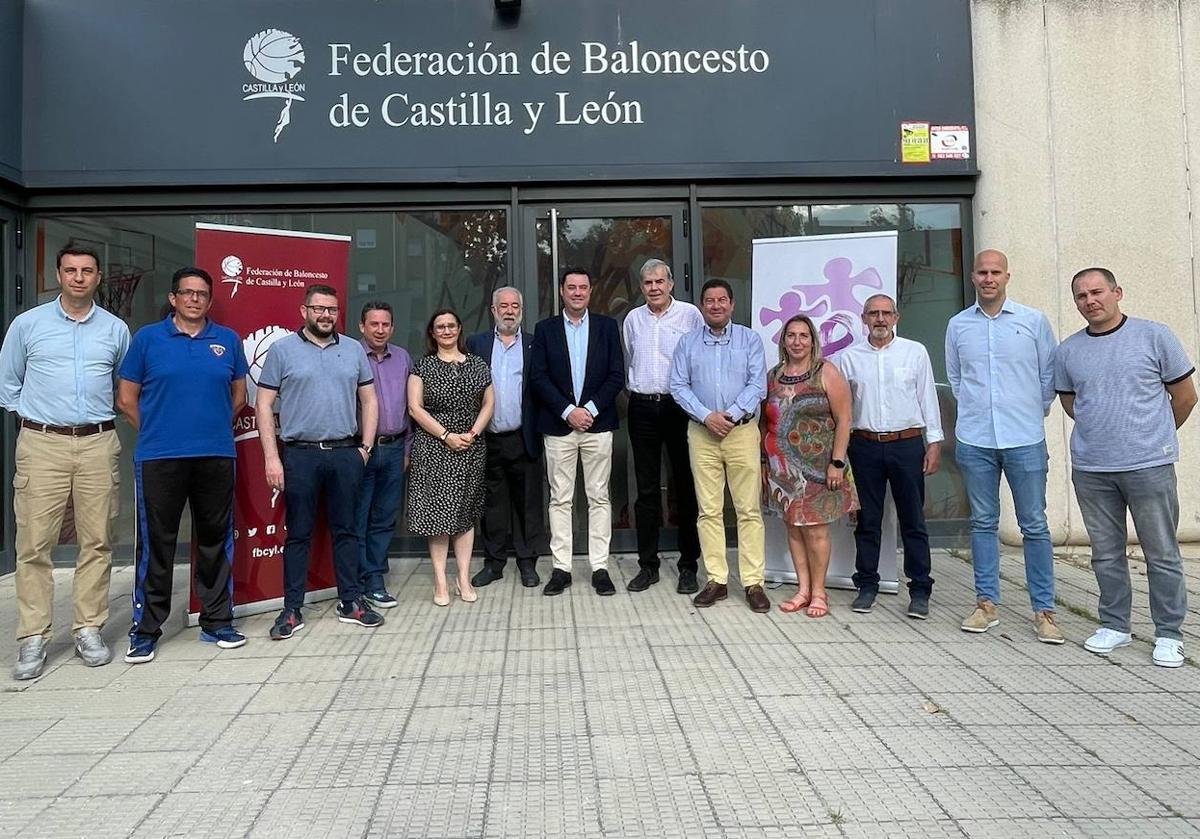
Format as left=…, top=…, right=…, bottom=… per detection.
left=528, top=267, right=625, bottom=597
left=466, top=287, right=545, bottom=590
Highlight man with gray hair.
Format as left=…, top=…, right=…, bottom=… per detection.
left=468, top=286, right=545, bottom=588
left=623, top=258, right=705, bottom=594
left=1056, top=267, right=1196, bottom=667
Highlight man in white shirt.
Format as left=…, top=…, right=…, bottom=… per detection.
left=623, top=258, right=705, bottom=595
left=838, top=293, right=943, bottom=619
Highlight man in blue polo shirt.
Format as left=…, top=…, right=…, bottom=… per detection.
left=116, top=267, right=249, bottom=663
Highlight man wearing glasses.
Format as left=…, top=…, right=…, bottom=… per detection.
left=838, top=293, right=942, bottom=620
left=256, top=284, right=382, bottom=640
left=117, top=267, right=249, bottom=663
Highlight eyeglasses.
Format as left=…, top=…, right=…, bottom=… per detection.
left=433, top=323, right=460, bottom=332
left=306, top=305, right=339, bottom=316
left=864, top=310, right=897, bottom=319
left=172, top=288, right=211, bottom=300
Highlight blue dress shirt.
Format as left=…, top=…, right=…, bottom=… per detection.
left=669, top=322, right=767, bottom=423
left=489, top=330, right=524, bottom=433
left=945, top=298, right=1057, bottom=449
left=562, top=311, right=599, bottom=418
left=0, top=297, right=131, bottom=425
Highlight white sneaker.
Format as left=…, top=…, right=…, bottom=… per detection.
left=1083, top=627, right=1132, bottom=655
left=1152, top=637, right=1185, bottom=668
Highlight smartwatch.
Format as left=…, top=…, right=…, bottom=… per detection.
left=830, top=458, right=846, bottom=469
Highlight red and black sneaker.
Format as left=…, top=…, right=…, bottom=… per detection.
left=269, top=608, right=304, bottom=641
left=336, top=598, right=384, bottom=628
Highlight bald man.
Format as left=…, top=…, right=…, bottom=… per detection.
left=946, top=250, right=1061, bottom=643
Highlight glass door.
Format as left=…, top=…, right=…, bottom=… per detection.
left=519, top=203, right=689, bottom=553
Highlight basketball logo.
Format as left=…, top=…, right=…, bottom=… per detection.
left=241, top=29, right=306, bottom=143
left=243, top=325, right=291, bottom=407
left=221, top=254, right=244, bottom=298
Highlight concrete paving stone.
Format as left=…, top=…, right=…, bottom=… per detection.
left=264, top=654, right=358, bottom=685
left=116, top=713, right=236, bottom=753
left=0, top=685, right=175, bottom=720
left=347, top=651, right=430, bottom=680
left=923, top=692, right=1046, bottom=727
left=784, top=724, right=904, bottom=771
left=577, top=641, right=657, bottom=672
left=66, top=749, right=201, bottom=796
left=967, top=724, right=1102, bottom=767
left=387, top=736, right=494, bottom=785
left=0, top=752, right=102, bottom=797
left=0, top=797, right=52, bottom=836
left=358, top=627, right=438, bottom=655
left=507, top=598, right=573, bottom=630
left=215, top=710, right=324, bottom=747
left=678, top=697, right=778, bottom=739
left=1151, top=725, right=1200, bottom=759
left=401, top=704, right=500, bottom=743
left=332, top=677, right=420, bottom=713
left=799, top=643, right=889, bottom=668
left=660, top=665, right=756, bottom=701
left=970, top=664, right=1081, bottom=694
left=286, top=633, right=372, bottom=658
left=873, top=725, right=994, bottom=768
left=507, top=626, right=577, bottom=649
left=818, top=664, right=918, bottom=695
left=307, top=707, right=413, bottom=746
left=495, top=700, right=586, bottom=740
left=1115, top=767, right=1200, bottom=818
left=596, top=774, right=719, bottom=836
left=1096, top=692, right=1200, bottom=726
left=840, top=820, right=967, bottom=839
left=862, top=641, right=960, bottom=666
left=1075, top=818, right=1200, bottom=838
left=725, top=642, right=808, bottom=672
left=841, top=693, right=959, bottom=730
left=958, top=817, right=1087, bottom=838
left=1016, top=692, right=1144, bottom=727
left=584, top=696, right=680, bottom=738
left=190, top=656, right=282, bottom=685
left=24, top=658, right=129, bottom=689
left=366, top=782, right=487, bottom=838
left=917, top=765, right=1059, bottom=819
left=0, top=718, right=58, bottom=759
left=591, top=730, right=698, bottom=778
left=932, top=639, right=1038, bottom=666
left=757, top=694, right=856, bottom=732
left=131, top=790, right=272, bottom=839
left=16, top=793, right=160, bottom=839
left=499, top=671, right=584, bottom=705
left=644, top=622, right=721, bottom=647
left=1060, top=724, right=1199, bottom=766
left=483, top=778, right=602, bottom=838
left=174, top=744, right=303, bottom=793
left=425, top=649, right=506, bottom=678
left=277, top=740, right=396, bottom=789
left=502, top=647, right=580, bottom=677
left=707, top=619, right=793, bottom=648
left=415, top=674, right=504, bottom=707
left=17, top=715, right=140, bottom=755
left=432, top=629, right=508, bottom=654
left=721, top=827, right=844, bottom=839
left=805, top=767, right=947, bottom=824
left=1014, top=766, right=1171, bottom=818
left=581, top=668, right=671, bottom=701
left=684, top=726, right=799, bottom=775
left=650, top=641, right=736, bottom=671
left=157, top=682, right=261, bottom=717
left=1053, top=663, right=1167, bottom=693
left=492, top=735, right=595, bottom=783
left=772, top=619, right=865, bottom=645
left=1117, top=664, right=1200, bottom=693
left=739, top=664, right=837, bottom=698
left=890, top=665, right=1002, bottom=694
left=250, top=785, right=380, bottom=838
left=244, top=680, right=340, bottom=714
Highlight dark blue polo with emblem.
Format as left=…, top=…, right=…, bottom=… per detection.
left=119, top=316, right=249, bottom=463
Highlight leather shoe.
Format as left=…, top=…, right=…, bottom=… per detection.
left=692, top=581, right=728, bottom=608
left=851, top=589, right=877, bottom=613
left=543, top=569, right=572, bottom=596
left=627, top=568, right=659, bottom=592
left=676, top=568, right=699, bottom=595
left=745, top=584, right=771, bottom=614
left=592, top=569, right=616, bottom=596
left=517, top=560, right=540, bottom=588
left=471, top=562, right=504, bottom=588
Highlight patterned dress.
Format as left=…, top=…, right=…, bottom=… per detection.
left=406, top=353, right=492, bottom=536
left=762, top=364, right=859, bottom=526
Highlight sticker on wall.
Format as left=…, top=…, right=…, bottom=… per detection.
left=931, top=125, right=971, bottom=160
left=900, top=121, right=930, bottom=164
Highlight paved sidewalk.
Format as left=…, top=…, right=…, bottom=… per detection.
left=1, top=550, right=1199, bottom=838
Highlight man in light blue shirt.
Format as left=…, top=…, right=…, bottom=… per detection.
left=670, top=279, right=770, bottom=614
left=946, top=249, right=1062, bottom=644
left=0, top=245, right=130, bottom=679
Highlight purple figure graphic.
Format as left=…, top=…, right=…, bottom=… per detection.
left=758, top=257, right=885, bottom=358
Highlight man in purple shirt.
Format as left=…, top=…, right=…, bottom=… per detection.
left=356, top=301, right=413, bottom=608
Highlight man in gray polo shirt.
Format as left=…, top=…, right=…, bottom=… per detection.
left=256, top=284, right=383, bottom=640
left=1056, top=267, right=1197, bottom=667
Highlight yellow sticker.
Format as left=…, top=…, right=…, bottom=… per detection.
left=901, top=121, right=930, bottom=164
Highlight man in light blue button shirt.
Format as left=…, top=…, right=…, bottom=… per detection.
left=946, top=249, right=1062, bottom=644
left=0, top=245, right=130, bottom=679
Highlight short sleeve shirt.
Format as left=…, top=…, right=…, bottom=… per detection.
left=257, top=331, right=374, bottom=441
left=1054, top=316, right=1194, bottom=472
left=119, top=317, right=249, bottom=463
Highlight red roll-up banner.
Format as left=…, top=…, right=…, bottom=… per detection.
left=190, top=223, right=352, bottom=621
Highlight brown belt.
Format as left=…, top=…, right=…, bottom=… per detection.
left=852, top=427, right=924, bottom=443
left=21, top=419, right=116, bottom=437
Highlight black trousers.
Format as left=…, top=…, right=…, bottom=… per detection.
left=627, top=394, right=701, bottom=572
left=848, top=435, right=934, bottom=595
left=131, top=457, right=235, bottom=639
left=480, top=430, right=544, bottom=567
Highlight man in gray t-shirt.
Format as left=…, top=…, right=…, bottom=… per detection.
left=256, top=284, right=382, bottom=640
left=1055, top=267, right=1197, bottom=667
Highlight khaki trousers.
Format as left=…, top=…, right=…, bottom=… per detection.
left=544, top=430, right=613, bottom=572
left=687, top=421, right=765, bottom=587
left=14, top=427, right=120, bottom=640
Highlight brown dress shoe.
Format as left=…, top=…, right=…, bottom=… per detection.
left=745, top=585, right=771, bottom=613
left=692, top=581, right=728, bottom=607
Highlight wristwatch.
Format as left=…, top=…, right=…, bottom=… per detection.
left=360, top=444, right=373, bottom=455
left=830, top=458, right=846, bottom=469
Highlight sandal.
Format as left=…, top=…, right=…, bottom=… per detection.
left=779, top=591, right=811, bottom=613
left=806, top=593, right=829, bottom=619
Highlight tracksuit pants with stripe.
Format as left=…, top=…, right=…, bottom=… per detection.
left=131, top=457, right=236, bottom=639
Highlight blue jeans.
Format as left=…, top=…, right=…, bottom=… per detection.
left=355, top=441, right=406, bottom=592
left=955, top=440, right=1055, bottom=612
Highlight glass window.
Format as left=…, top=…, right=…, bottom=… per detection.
left=700, top=202, right=968, bottom=522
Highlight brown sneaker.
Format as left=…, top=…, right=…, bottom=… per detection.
left=692, top=581, right=728, bottom=608
left=961, top=599, right=999, bottom=633
left=745, top=585, right=771, bottom=614
left=1034, top=610, right=1066, bottom=645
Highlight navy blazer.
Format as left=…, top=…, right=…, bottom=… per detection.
left=528, top=312, right=625, bottom=436
left=466, top=329, right=541, bottom=458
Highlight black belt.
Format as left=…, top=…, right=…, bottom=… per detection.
left=21, top=419, right=115, bottom=437
left=488, top=429, right=522, bottom=437
left=284, top=437, right=359, bottom=450
left=376, top=433, right=405, bottom=446
left=693, top=414, right=756, bottom=427
left=630, top=392, right=671, bottom=402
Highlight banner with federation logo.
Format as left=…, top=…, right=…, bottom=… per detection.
left=191, top=223, right=353, bottom=621
left=750, top=231, right=899, bottom=591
